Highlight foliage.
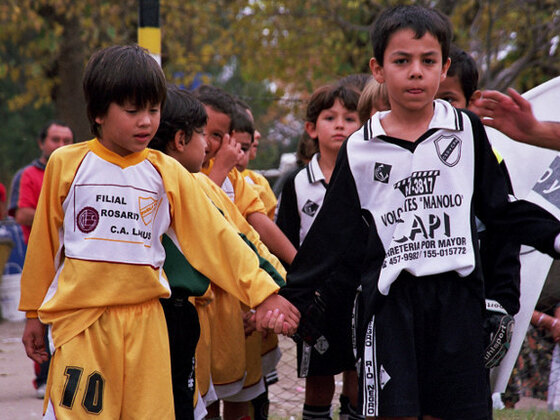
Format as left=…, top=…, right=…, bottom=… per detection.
left=0, top=0, right=558, bottom=179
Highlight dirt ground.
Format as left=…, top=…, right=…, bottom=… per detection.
left=0, top=320, right=548, bottom=419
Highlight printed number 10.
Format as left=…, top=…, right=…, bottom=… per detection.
left=61, top=366, right=104, bottom=414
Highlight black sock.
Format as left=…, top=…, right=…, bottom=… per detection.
left=303, top=403, right=332, bottom=420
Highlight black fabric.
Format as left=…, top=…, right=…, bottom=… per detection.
left=161, top=293, right=200, bottom=420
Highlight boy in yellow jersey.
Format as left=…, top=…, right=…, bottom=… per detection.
left=19, top=45, right=299, bottom=420
left=194, top=85, right=296, bottom=267
left=149, top=85, right=287, bottom=419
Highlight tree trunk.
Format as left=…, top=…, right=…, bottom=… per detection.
left=54, top=17, right=90, bottom=142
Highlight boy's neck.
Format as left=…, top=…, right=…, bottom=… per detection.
left=381, top=102, right=435, bottom=142
left=316, top=151, right=337, bottom=184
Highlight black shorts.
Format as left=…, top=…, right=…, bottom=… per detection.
left=360, top=274, right=490, bottom=419
left=296, top=291, right=357, bottom=377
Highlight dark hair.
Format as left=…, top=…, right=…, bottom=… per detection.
left=193, top=84, right=236, bottom=121
left=149, top=84, right=207, bottom=153
left=370, top=5, right=453, bottom=66
left=230, top=105, right=254, bottom=142
left=338, top=73, right=372, bottom=92
left=38, top=120, right=73, bottom=144
left=83, top=44, right=167, bottom=138
left=447, top=44, right=479, bottom=103
left=306, top=83, right=360, bottom=125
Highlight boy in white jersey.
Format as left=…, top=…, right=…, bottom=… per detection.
left=281, top=5, right=560, bottom=419
left=19, top=45, right=299, bottom=420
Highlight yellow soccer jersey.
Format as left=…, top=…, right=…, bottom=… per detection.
left=19, top=139, right=280, bottom=348
left=202, top=161, right=266, bottom=219
left=241, top=169, right=278, bottom=221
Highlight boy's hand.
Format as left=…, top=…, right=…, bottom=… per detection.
left=254, top=294, right=300, bottom=336
left=214, top=134, right=242, bottom=173
left=22, top=318, right=49, bottom=364
left=483, top=300, right=515, bottom=369
left=242, top=310, right=257, bottom=337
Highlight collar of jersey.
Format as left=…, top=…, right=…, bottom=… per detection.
left=89, top=138, right=149, bottom=168
left=370, top=99, right=462, bottom=139
left=306, top=153, right=326, bottom=184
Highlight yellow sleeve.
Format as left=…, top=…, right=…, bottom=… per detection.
left=19, top=143, right=88, bottom=317
left=229, top=168, right=267, bottom=219
left=194, top=173, right=286, bottom=278
left=155, top=155, right=279, bottom=308
left=248, top=171, right=278, bottom=221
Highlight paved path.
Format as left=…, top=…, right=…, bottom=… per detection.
left=0, top=319, right=43, bottom=419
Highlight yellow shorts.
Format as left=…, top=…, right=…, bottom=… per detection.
left=44, top=299, right=174, bottom=419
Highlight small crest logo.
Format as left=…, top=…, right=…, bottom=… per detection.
left=302, top=199, right=319, bottom=217
left=139, top=196, right=160, bottom=226
left=374, top=163, right=391, bottom=183
left=77, top=207, right=99, bottom=233
left=434, top=135, right=462, bottom=167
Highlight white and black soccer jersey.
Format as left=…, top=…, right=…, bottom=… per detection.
left=276, top=153, right=328, bottom=248
left=281, top=99, right=560, bottom=343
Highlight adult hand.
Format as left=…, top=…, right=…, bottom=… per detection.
left=470, top=88, right=539, bottom=143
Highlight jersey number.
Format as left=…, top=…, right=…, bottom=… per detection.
left=61, top=366, right=105, bottom=414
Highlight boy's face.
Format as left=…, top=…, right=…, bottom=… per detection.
left=95, top=101, right=160, bottom=156
left=305, top=98, right=360, bottom=157
left=182, top=128, right=208, bottom=173
left=232, top=130, right=252, bottom=172
left=203, top=105, right=231, bottom=164
left=436, top=74, right=468, bottom=108
left=370, top=29, right=450, bottom=115
left=249, top=130, right=260, bottom=161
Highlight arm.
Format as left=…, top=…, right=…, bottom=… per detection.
left=247, top=211, right=297, bottom=265
left=22, top=318, right=48, bottom=364
left=15, top=207, right=35, bottom=227
left=470, top=88, right=560, bottom=150
left=468, top=110, right=560, bottom=256
left=275, top=170, right=302, bottom=250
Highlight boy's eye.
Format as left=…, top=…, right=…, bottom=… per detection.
left=394, top=58, right=407, bottom=64
left=210, top=133, right=223, bottom=142
left=423, top=58, right=436, bottom=65
left=346, top=116, right=358, bottom=123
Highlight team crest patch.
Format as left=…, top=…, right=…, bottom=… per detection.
left=302, top=199, right=319, bottom=217
left=434, top=135, right=462, bottom=167
left=139, top=196, right=160, bottom=226
left=77, top=206, right=99, bottom=233
left=374, top=163, right=391, bottom=183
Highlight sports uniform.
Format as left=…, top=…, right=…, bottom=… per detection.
left=277, top=153, right=356, bottom=377
left=242, top=169, right=278, bottom=221
left=19, top=139, right=282, bottom=419
left=8, top=158, right=46, bottom=243
left=281, top=100, right=560, bottom=418
left=191, top=172, right=285, bottom=406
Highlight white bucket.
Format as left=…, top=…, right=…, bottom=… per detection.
left=0, top=272, right=26, bottom=322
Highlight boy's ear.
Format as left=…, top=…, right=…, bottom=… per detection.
left=370, top=57, right=385, bottom=84
left=173, top=130, right=186, bottom=152
left=304, top=121, right=317, bottom=139
left=468, top=89, right=482, bottom=107
left=440, top=57, right=451, bottom=81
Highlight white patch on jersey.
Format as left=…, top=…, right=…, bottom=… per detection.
left=221, top=177, right=235, bottom=202
left=62, top=152, right=169, bottom=267
left=347, top=101, right=476, bottom=295
left=379, top=364, right=391, bottom=389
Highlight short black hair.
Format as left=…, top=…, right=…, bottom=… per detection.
left=370, top=5, right=453, bottom=67
left=193, top=84, right=236, bottom=121
left=149, top=84, right=207, bottom=153
left=447, top=44, right=479, bottom=103
left=83, top=44, right=167, bottom=138
left=338, top=73, right=372, bottom=92
left=38, top=120, right=73, bottom=144
left=230, top=105, right=254, bottom=142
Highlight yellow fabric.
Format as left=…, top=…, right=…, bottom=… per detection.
left=20, top=139, right=280, bottom=349
left=45, top=299, right=173, bottom=419
left=192, top=294, right=212, bottom=398
left=242, top=169, right=278, bottom=221
left=201, top=161, right=266, bottom=219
